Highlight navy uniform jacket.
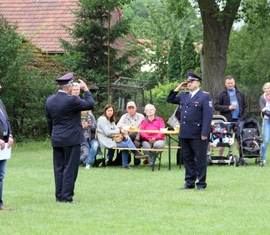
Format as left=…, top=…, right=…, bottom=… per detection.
left=45, top=91, right=94, bottom=147
left=167, top=90, right=213, bottom=139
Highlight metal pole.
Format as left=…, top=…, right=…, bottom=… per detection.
left=107, top=11, right=111, bottom=103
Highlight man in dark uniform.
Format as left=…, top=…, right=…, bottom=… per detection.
left=45, top=73, right=94, bottom=202
left=167, top=72, right=213, bottom=191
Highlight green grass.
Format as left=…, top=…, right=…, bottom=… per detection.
left=1, top=141, right=270, bottom=234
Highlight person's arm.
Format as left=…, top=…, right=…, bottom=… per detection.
left=202, top=94, right=214, bottom=138
left=260, top=95, right=266, bottom=111
left=239, top=92, right=248, bottom=120
left=98, top=117, right=120, bottom=136
left=139, top=120, right=151, bottom=141
left=153, top=117, right=165, bottom=140
left=89, top=114, right=97, bottom=132
left=214, top=90, right=230, bottom=113
left=45, top=106, right=52, bottom=136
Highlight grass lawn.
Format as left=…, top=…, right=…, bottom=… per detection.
left=1, top=140, right=270, bottom=235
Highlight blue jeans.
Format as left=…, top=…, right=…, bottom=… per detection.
left=227, top=119, right=242, bottom=140
left=0, top=159, right=7, bottom=206
left=86, top=139, right=99, bottom=166
left=261, top=119, right=270, bottom=161
left=116, top=138, right=139, bottom=167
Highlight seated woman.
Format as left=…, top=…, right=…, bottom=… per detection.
left=96, top=104, right=148, bottom=169
left=139, top=104, right=165, bottom=166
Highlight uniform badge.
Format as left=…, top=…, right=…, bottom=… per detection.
left=209, top=101, right=212, bottom=107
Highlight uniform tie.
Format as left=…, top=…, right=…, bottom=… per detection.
left=189, top=92, right=192, bottom=99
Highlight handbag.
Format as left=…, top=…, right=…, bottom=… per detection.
left=110, top=133, right=124, bottom=142
left=167, top=106, right=180, bottom=128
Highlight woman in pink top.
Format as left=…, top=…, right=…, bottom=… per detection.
left=140, top=104, right=165, bottom=166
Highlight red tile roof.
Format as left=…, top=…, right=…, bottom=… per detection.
left=0, top=1, right=126, bottom=54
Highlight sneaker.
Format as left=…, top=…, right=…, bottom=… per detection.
left=135, top=152, right=149, bottom=159
left=122, top=165, right=132, bottom=169
left=85, top=165, right=90, bottom=170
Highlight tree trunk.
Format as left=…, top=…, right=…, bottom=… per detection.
left=198, top=0, right=241, bottom=99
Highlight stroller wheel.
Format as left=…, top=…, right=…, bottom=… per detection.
left=240, top=157, right=248, bottom=166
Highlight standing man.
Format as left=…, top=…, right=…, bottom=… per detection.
left=45, top=73, right=94, bottom=203
left=214, top=75, right=248, bottom=164
left=0, top=84, right=14, bottom=210
left=167, top=72, right=213, bottom=191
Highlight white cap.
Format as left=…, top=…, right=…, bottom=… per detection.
left=126, top=101, right=136, bottom=108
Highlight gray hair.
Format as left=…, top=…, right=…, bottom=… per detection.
left=58, top=84, right=72, bottom=90
left=144, top=103, right=156, bottom=113
left=72, top=82, right=80, bottom=88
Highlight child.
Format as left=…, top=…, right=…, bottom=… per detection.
left=210, top=122, right=234, bottom=148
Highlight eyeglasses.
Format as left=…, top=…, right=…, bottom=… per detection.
left=145, top=109, right=154, bottom=112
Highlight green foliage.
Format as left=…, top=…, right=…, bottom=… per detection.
left=226, top=17, right=270, bottom=103
left=0, top=15, right=58, bottom=141
left=0, top=16, right=21, bottom=79
left=181, top=28, right=198, bottom=78
left=167, top=34, right=182, bottom=82
left=58, top=0, right=141, bottom=83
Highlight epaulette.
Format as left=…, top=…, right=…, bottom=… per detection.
left=203, top=91, right=209, bottom=94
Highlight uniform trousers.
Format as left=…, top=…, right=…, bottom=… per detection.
left=53, top=144, right=80, bottom=202
left=181, top=138, right=208, bottom=188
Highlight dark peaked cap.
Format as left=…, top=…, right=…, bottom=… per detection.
left=56, top=73, right=74, bottom=85
left=186, top=72, right=202, bottom=82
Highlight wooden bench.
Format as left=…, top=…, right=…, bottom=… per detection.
left=93, top=147, right=163, bottom=171
left=94, top=145, right=181, bottom=171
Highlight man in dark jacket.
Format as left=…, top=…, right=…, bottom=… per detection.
left=0, top=84, right=14, bottom=210
left=214, top=75, right=248, bottom=164
left=45, top=73, right=94, bottom=203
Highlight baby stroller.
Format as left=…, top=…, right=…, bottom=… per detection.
left=239, top=117, right=262, bottom=166
left=208, top=115, right=239, bottom=166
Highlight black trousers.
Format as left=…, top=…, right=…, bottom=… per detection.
left=53, top=144, right=80, bottom=202
left=181, top=138, right=208, bottom=188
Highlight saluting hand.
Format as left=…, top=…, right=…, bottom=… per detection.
left=78, top=79, right=89, bottom=91
left=174, top=82, right=188, bottom=92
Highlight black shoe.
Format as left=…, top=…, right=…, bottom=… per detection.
left=134, top=158, right=141, bottom=165
left=179, top=185, right=195, bottom=190
left=196, top=187, right=205, bottom=191
left=60, top=199, right=80, bottom=203
left=105, top=160, right=113, bottom=166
